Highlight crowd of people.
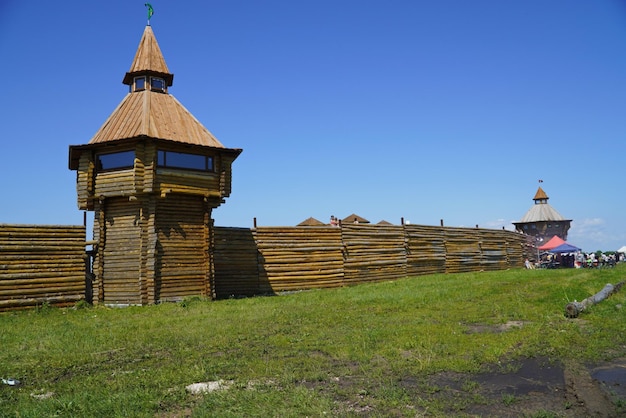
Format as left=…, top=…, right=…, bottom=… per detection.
left=526, top=251, right=623, bottom=269
left=573, top=251, right=622, bottom=269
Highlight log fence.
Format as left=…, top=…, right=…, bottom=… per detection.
left=214, top=224, right=534, bottom=298
left=1, top=222, right=534, bottom=310
left=0, top=224, right=86, bottom=310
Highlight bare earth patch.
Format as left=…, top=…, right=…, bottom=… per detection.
left=160, top=321, right=626, bottom=416
left=400, top=356, right=625, bottom=417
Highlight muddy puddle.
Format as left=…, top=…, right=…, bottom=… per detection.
left=407, top=356, right=626, bottom=417
left=591, top=357, right=626, bottom=400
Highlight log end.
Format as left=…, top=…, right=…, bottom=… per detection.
left=565, top=302, right=581, bottom=318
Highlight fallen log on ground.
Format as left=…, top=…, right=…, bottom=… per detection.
left=565, top=281, right=625, bottom=318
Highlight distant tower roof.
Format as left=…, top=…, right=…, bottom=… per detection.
left=513, top=186, right=572, bottom=243
left=342, top=214, right=370, bottom=224
left=297, top=217, right=326, bottom=226
left=518, top=187, right=568, bottom=223
left=533, top=187, right=548, bottom=201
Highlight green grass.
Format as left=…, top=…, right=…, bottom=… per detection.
left=1, top=265, right=625, bottom=417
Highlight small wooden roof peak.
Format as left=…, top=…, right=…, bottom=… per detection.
left=533, top=187, right=549, bottom=202
left=297, top=217, right=325, bottom=226
left=123, top=25, right=173, bottom=86
left=341, top=213, right=370, bottom=224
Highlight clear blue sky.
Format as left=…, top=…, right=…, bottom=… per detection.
left=1, top=1, right=625, bottom=252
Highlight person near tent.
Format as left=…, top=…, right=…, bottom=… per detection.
left=575, top=251, right=584, bottom=268
left=524, top=258, right=535, bottom=269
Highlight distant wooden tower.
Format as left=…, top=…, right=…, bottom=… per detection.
left=513, top=186, right=571, bottom=244
left=68, top=25, right=241, bottom=305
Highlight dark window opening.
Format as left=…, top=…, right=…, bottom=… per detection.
left=135, top=77, right=146, bottom=91
left=151, top=77, right=165, bottom=92
left=157, top=150, right=214, bottom=172
left=97, top=151, right=135, bottom=171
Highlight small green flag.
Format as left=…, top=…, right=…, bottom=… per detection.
left=145, top=3, right=154, bottom=22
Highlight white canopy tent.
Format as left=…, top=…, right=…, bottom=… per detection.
left=617, top=246, right=626, bottom=254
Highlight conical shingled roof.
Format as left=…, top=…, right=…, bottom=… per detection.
left=518, top=204, right=566, bottom=223
left=533, top=187, right=548, bottom=201
left=88, top=90, right=225, bottom=147
left=89, top=25, right=223, bottom=148
left=518, top=187, right=568, bottom=223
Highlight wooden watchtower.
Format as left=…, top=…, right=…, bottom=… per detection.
left=68, top=25, right=241, bottom=305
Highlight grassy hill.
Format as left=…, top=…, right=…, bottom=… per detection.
left=1, top=265, right=625, bottom=417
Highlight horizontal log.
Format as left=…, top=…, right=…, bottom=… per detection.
left=268, top=277, right=345, bottom=286
left=0, top=257, right=86, bottom=265
left=0, top=284, right=84, bottom=297
left=0, top=295, right=83, bottom=309
left=0, top=246, right=84, bottom=253
left=263, top=266, right=344, bottom=274
left=158, top=276, right=203, bottom=290
left=0, top=269, right=85, bottom=280
left=565, top=281, right=625, bottom=318
left=256, top=243, right=343, bottom=251
left=261, top=253, right=343, bottom=260
left=0, top=231, right=84, bottom=237
left=0, top=277, right=84, bottom=288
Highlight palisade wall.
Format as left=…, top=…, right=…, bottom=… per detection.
left=214, top=223, right=534, bottom=298
left=1, top=222, right=534, bottom=310
left=0, top=224, right=86, bottom=310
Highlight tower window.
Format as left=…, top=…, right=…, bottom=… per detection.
left=157, top=150, right=214, bottom=172
left=151, top=77, right=165, bottom=92
left=134, top=76, right=146, bottom=91
left=97, top=151, right=135, bottom=171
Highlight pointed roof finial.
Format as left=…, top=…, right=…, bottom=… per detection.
left=145, top=3, right=154, bottom=26
left=533, top=187, right=548, bottom=202
left=122, top=25, right=173, bottom=86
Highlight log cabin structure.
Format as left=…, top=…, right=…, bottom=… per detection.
left=513, top=186, right=571, bottom=244
left=68, top=25, right=241, bottom=305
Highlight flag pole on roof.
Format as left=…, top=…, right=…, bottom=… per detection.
left=145, top=3, right=154, bottom=25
